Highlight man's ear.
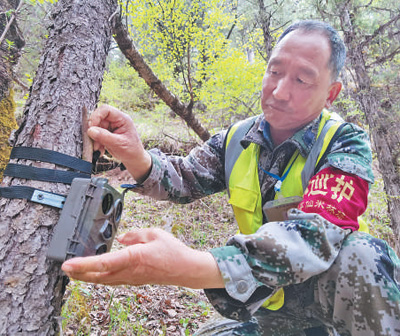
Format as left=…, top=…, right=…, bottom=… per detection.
left=325, top=82, right=342, bottom=108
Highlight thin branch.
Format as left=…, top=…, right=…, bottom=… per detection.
left=367, top=46, right=400, bottom=67
left=162, top=131, right=199, bottom=146
left=226, top=0, right=238, bottom=40
left=187, top=40, right=194, bottom=103
left=0, top=0, right=24, bottom=46
left=108, top=7, right=119, bottom=22
left=354, top=0, right=373, bottom=10
left=370, top=7, right=396, bottom=13
left=11, top=71, right=29, bottom=91
left=361, top=12, right=400, bottom=47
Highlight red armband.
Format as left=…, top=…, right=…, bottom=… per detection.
left=297, top=167, right=369, bottom=230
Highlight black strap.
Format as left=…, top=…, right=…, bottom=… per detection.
left=1, top=146, right=92, bottom=207
left=10, top=146, right=92, bottom=174
left=0, top=185, right=38, bottom=199
left=4, top=163, right=90, bottom=184
left=0, top=186, right=66, bottom=208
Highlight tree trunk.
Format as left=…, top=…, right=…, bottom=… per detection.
left=112, top=15, right=211, bottom=142
left=0, top=0, right=117, bottom=334
left=340, top=11, right=400, bottom=254
left=257, top=0, right=273, bottom=61
left=0, top=0, right=24, bottom=180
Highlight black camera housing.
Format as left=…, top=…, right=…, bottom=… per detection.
left=47, top=177, right=123, bottom=262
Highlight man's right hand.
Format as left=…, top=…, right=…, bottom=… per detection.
left=88, top=104, right=152, bottom=182
left=61, top=228, right=224, bottom=289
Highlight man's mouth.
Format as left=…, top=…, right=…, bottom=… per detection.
left=265, top=102, right=288, bottom=113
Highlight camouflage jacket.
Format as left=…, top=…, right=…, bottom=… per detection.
left=133, top=112, right=374, bottom=320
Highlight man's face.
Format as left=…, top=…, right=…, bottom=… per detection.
left=261, top=30, right=341, bottom=143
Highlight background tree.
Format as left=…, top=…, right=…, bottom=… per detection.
left=0, top=0, right=24, bottom=180
left=254, top=0, right=287, bottom=62
left=315, top=0, right=400, bottom=253
left=121, top=0, right=265, bottom=128
left=112, top=13, right=211, bottom=141
left=0, top=0, right=117, bottom=333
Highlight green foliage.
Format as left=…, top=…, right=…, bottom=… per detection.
left=5, top=39, right=14, bottom=50
left=333, top=96, right=364, bottom=121
left=124, top=0, right=236, bottom=90
left=198, top=48, right=264, bottom=126
left=120, top=0, right=265, bottom=128
left=5, top=9, right=13, bottom=18
left=99, top=60, right=152, bottom=112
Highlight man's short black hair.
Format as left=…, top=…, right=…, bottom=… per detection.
left=277, top=20, right=346, bottom=81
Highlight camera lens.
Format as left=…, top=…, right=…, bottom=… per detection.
left=102, top=193, right=113, bottom=215
left=95, top=244, right=108, bottom=255
left=100, top=221, right=113, bottom=239
left=114, top=200, right=123, bottom=223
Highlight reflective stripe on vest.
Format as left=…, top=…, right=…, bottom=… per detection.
left=224, top=110, right=348, bottom=311
left=225, top=110, right=343, bottom=234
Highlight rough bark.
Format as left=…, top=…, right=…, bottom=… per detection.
left=112, top=14, right=211, bottom=142
left=0, top=0, right=117, bottom=334
left=0, top=0, right=24, bottom=179
left=339, top=11, right=400, bottom=254
left=257, top=0, right=273, bottom=61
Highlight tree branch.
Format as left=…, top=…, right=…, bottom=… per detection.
left=11, top=70, right=28, bottom=90
left=111, top=15, right=210, bottom=142
left=367, top=46, right=400, bottom=67
left=361, top=12, right=400, bottom=47
left=0, top=0, right=23, bottom=46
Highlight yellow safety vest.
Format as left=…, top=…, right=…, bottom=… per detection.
left=224, top=110, right=368, bottom=311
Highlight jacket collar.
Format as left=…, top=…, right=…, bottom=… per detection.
left=241, top=113, right=323, bottom=157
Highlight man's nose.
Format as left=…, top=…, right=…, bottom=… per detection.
left=273, top=77, right=291, bottom=101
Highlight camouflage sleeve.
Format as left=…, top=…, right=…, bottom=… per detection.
left=132, top=131, right=227, bottom=203
left=320, top=123, right=374, bottom=184
left=205, top=209, right=350, bottom=321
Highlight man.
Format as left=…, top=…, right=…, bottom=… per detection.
left=62, top=20, right=400, bottom=335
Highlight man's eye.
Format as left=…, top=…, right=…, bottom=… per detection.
left=297, top=78, right=306, bottom=84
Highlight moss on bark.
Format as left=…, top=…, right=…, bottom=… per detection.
left=0, top=88, right=17, bottom=180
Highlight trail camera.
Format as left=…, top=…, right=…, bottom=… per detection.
left=47, top=177, right=124, bottom=262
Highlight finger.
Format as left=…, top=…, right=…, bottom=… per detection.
left=66, top=270, right=110, bottom=284
left=87, top=126, right=105, bottom=142
left=89, top=105, right=121, bottom=128
left=67, top=270, right=146, bottom=286
left=92, top=141, right=105, bottom=154
left=87, top=127, right=107, bottom=154
left=87, top=126, right=123, bottom=153
left=66, top=269, right=130, bottom=285
left=117, top=228, right=165, bottom=245
left=116, top=229, right=146, bottom=245
left=62, top=248, right=132, bottom=275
